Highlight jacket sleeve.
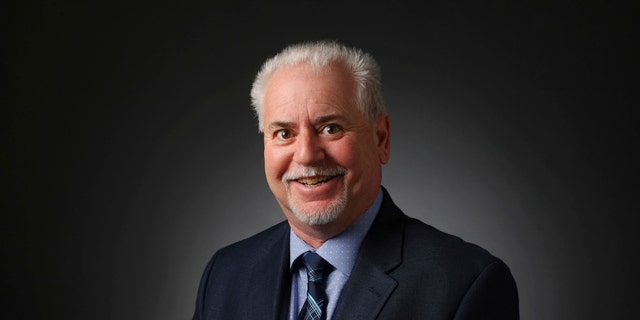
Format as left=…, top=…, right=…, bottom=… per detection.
left=453, top=260, right=519, bottom=320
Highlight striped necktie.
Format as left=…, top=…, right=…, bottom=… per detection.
left=297, top=251, right=332, bottom=320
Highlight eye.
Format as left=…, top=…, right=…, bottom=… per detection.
left=322, top=124, right=342, bottom=135
left=275, top=129, right=292, bottom=140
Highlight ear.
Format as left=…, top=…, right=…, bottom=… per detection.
left=375, top=115, right=391, bottom=164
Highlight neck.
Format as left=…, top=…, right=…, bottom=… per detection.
left=289, top=222, right=343, bottom=249
left=289, top=208, right=369, bottom=248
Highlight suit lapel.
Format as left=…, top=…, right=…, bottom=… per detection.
left=247, top=223, right=292, bottom=320
left=333, top=188, right=405, bottom=320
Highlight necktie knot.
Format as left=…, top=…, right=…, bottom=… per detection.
left=302, top=251, right=330, bottom=283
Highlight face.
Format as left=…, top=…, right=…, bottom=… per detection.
left=262, top=63, right=390, bottom=232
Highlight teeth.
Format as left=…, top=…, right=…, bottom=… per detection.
left=297, top=176, right=331, bottom=185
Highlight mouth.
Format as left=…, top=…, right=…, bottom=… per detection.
left=295, top=175, right=337, bottom=186
left=283, top=167, right=347, bottom=188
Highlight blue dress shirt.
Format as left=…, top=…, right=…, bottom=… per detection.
left=288, top=188, right=383, bottom=320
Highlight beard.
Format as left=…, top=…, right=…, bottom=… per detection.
left=282, top=166, right=348, bottom=225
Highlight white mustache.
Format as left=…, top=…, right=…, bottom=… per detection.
left=282, top=166, right=347, bottom=183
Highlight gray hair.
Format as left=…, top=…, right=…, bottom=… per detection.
left=250, top=41, right=387, bottom=131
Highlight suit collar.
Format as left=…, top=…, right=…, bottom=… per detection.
left=332, top=187, right=405, bottom=319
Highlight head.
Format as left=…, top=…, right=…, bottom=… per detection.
left=251, top=41, right=390, bottom=238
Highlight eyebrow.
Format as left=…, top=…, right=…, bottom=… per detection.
left=266, top=121, right=295, bottom=132
left=266, top=114, right=348, bottom=132
left=314, top=114, right=346, bottom=125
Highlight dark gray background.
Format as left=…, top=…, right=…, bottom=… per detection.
left=3, top=1, right=638, bottom=319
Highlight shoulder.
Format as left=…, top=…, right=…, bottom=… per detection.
left=212, top=220, right=290, bottom=264
left=375, top=196, right=518, bottom=318
left=377, top=187, right=503, bottom=272
left=193, top=221, right=292, bottom=319
left=402, top=215, right=500, bottom=270
left=195, top=220, right=290, bottom=301
left=398, top=218, right=519, bottom=318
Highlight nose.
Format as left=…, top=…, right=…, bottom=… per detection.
left=292, top=129, right=325, bottom=165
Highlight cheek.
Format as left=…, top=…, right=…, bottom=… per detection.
left=331, top=137, right=379, bottom=176
left=328, top=139, right=363, bottom=168
left=264, top=146, right=288, bottom=178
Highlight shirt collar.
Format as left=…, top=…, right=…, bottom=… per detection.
left=289, top=188, right=383, bottom=277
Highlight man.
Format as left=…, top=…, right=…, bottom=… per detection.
left=193, top=41, right=519, bottom=319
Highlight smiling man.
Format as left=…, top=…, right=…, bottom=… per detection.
left=193, top=41, right=519, bottom=320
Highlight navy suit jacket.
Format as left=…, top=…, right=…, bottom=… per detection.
left=193, top=188, right=519, bottom=319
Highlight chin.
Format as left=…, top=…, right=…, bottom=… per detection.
left=289, top=196, right=347, bottom=226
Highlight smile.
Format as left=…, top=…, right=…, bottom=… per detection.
left=283, top=166, right=347, bottom=186
left=296, top=175, right=337, bottom=186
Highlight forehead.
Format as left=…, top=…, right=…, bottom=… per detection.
left=263, top=63, right=358, bottom=119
